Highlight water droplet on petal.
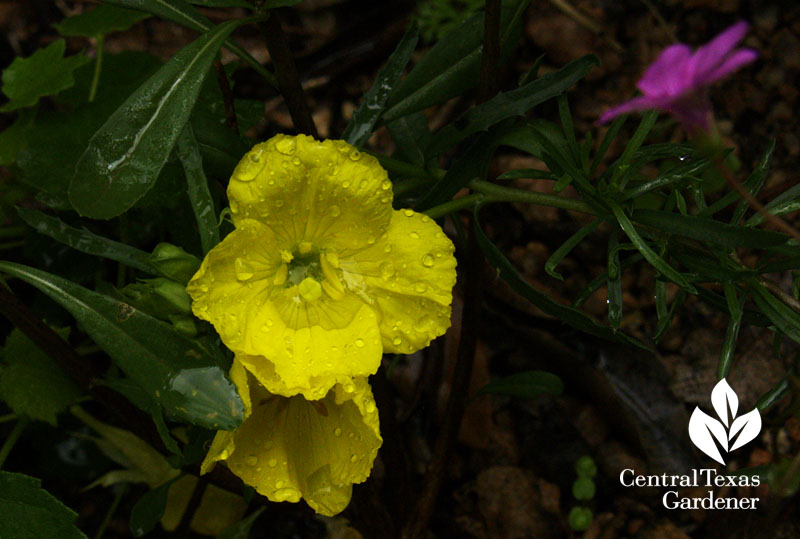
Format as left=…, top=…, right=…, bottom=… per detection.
left=268, top=458, right=277, bottom=467
left=275, top=480, right=285, bottom=488
left=421, top=254, right=434, bottom=267
left=342, top=180, right=351, bottom=188
left=234, top=258, right=255, bottom=281
left=350, top=454, right=359, bottom=462
left=403, top=209, right=414, bottom=217
left=275, top=199, right=285, bottom=208
left=245, top=455, right=258, bottom=466
left=330, top=205, right=341, bottom=217
left=380, top=262, right=395, bottom=280
left=349, top=150, right=361, bottom=161
left=392, top=336, right=402, bottom=346
left=384, top=244, right=392, bottom=253
left=414, top=283, right=427, bottom=293
left=381, top=180, right=391, bottom=190
left=355, top=338, right=364, bottom=347
left=366, top=402, right=376, bottom=413
left=275, top=138, right=296, bottom=155
left=409, top=231, right=420, bottom=239
left=334, top=427, right=342, bottom=437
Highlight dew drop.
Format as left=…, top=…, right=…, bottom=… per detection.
left=414, top=283, right=427, bottom=293
left=275, top=480, right=285, bottom=488
left=355, top=338, right=364, bottom=347
left=403, top=209, right=414, bottom=217
left=409, top=231, right=420, bottom=239
left=275, top=138, right=296, bottom=155
left=268, top=458, right=277, bottom=467
left=350, top=454, right=359, bottom=462
left=381, top=179, right=391, bottom=190
left=334, top=427, right=342, bottom=437
left=379, top=262, right=395, bottom=280
left=392, top=336, right=402, bottom=346
left=366, top=402, right=376, bottom=413
left=234, top=258, right=255, bottom=281
left=275, top=199, right=285, bottom=208
left=421, top=215, right=431, bottom=223
left=342, top=180, right=351, bottom=188
left=349, top=150, right=361, bottom=161
left=245, top=455, right=258, bottom=466
left=330, top=205, right=341, bottom=217
left=384, top=244, right=392, bottom=253
left=421, top=254, right=434, bottom=267
left=343, top=382, right=356, bottom=393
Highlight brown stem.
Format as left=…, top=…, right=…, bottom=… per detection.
left=214, top=59, right=239, bottom=133
left=477, top=0, right=502, bottom=102
left=255, top=9, right=318, bottom=138
left=715, top=157, right=800, bottom=242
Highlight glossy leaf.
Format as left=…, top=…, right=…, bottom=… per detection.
left=475, top=370, right=563, bottom=399
left=189, top=0, right=253, bottom=6
left=426, top=54, right=599, bottom=156
left=17, top=208, right=158, bottom=274
left=631, top=209, right=788, bottom=248
left=748, top=279, right=800, bottom=345
left=381, top=0, right=528, bottom=124
left=607, top=229, right=623, bottom=329
left=474, top=207, right=650, bottom=351
left=387, top=112, right=430, bottom=167
left=69, top=19, right=248, bottom=219
left=0, top=471, right=85, bottom=539
left=102, top=0, right=277, bottom=88
left=343, top=23, right=419, bottom=147
left=217, top=507, right=266, bottom=539
left=0, top=40, right=90, bottom=112
left=176, top=124, right=219, bottom=254
left=545, top=219, right=600, bottom=280
left=0, top=262, right=243, bottom=430
left=0, top=329, right=82, bottom=425
left=54, top=5, right=149, bottom=37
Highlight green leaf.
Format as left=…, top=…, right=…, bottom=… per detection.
left=381, top=0, right=528, bottom=124
left=631, top=209, right=788, bottom=248
left=475, top=370, right=563, bottom=399
left=607, top=229, right=622, bottom=329
left=426, top=54, right=599, bottom=156
left=102, top=0, right=277, bottom=88
left=0, top=262, right=244, bottom=430
left=387, top=112, right=430, bottom=167
left=129, top=477, right=179, bottom=537
left=607, top=111, right=657, bottom=191
left=748, top=279, right=800, bottom=345
left=0, top=108, right=36, bottom=165
left=54, top=5, right=150, bottom=37
left=344, top=23, right=419, bottom=147
left=474, top=206, right=650, bottom=351
left=609, top=203, right=696, bottom=293
left=189, top=0, right=253, bottom=6
left=176, top=124, right=220, bottom=254
left=17, top=208, right=159, bottom=274
left=0, top=329, right=82, bottom=425
left=217, top=507, right=266, bottom=539
left=0, top=471, right=86, bottom=539
left=717, top=283, right=744, bottom=380
left=545, top=219, right=600, bottom=280
left=702, top=141, right=775, bottom=218
left=1, top=40, right=90, bottom=112
left=69, top=19, right=252, bottom=219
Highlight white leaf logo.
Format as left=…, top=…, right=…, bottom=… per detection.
left=688, top=378, right=761, bottom=465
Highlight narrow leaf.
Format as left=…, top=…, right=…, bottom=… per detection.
left=426, top=55, right=599, bottom=156
left=343, top=23, right=419, bottom=147
left=54, top=5, right=150, bottom=37
left=0, top=262, right=243, bottom=430
left=176, top=124, right=219, bottom=254
left=69, top=18, right=250, bottom=219
left=748, top=279, right=800, bottom=345
left=545, top=219, right=600, bottom=280
left=474, top=207, right=650, bottom=351
left=130, top=477, right=179, bottom=537
left=610, top=203, right=696, bottom=292
left=17, top=208, right=158, bottom=274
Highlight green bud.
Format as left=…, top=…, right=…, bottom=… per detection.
left=572, top=477, right=596, bottom=500
left=149, top=243, right=201, bottom=284
left=168, top=314, right=198, bottom=338
left=149, top=278, right=193, bottom=314
left=568, top=506, right=592, bottom=532
left=575, top=455, right=597, bottom=478
left=118, top=278, right=192, bottom=319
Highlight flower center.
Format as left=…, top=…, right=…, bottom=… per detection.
left=272, top=242, right=345, bottom=302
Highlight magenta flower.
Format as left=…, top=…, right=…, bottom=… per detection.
left=598, top=21, right=757, bottom=132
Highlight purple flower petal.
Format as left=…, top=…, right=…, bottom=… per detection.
left=597, top=95, right=664, bottom=124
left=637, top=44, right=692, bottom=97
left=699, top=48, right=758, bottom=86
left=690, top=21, right=750, bottom=82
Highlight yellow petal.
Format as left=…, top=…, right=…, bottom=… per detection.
left=346, top=209, right=457, bottom=353
left=204, top=368, right=381, bottom=517
left=236, top=299, right=382, bottom=399
left=186, top=219, right=286, bottom=352
left=227, top=135, right=393, bottom=252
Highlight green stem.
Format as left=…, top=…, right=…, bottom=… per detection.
left=0, top=413, right=18, bottom=424
left=469, top=180, right=596, bottom=213
left=0, top=417, right=30, bottom=469
left=94, top=484, right=127, bottom=539
left=89, top=35, right=104, bottom=103
left=423, top=194, right=484, bottom=219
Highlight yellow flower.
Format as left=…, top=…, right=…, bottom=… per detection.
left=187, top=134, right=456, bottom=398
left=201, top=359, right=381, bottom=516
